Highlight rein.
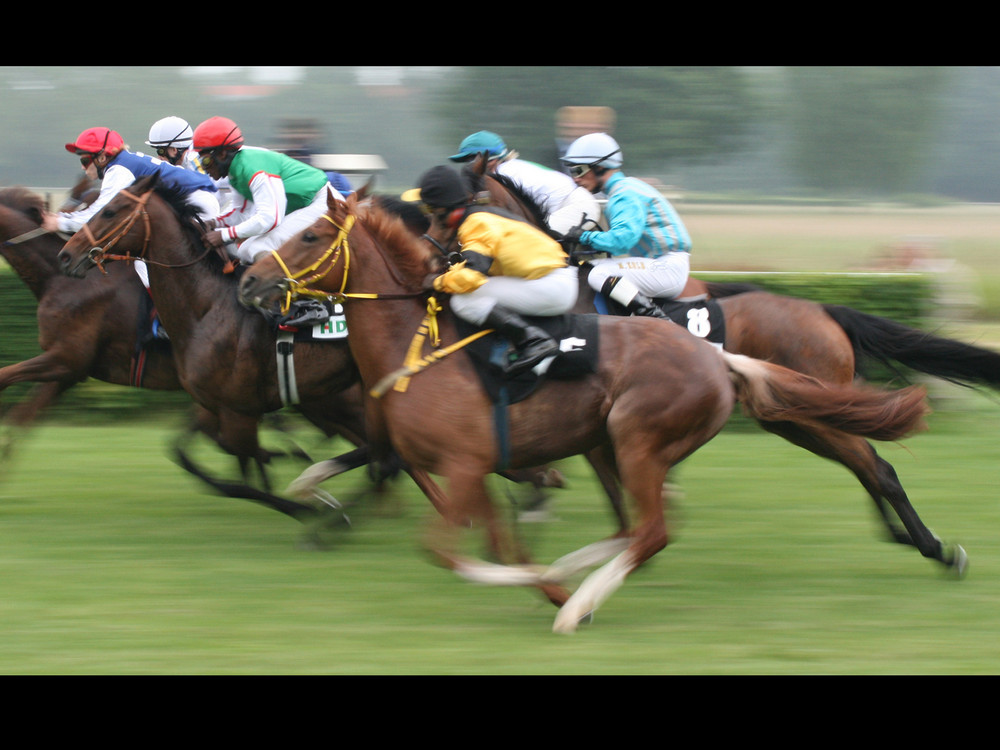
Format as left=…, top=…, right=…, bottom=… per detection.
left=2, top=227, right=51, bottom=247
left=81, top=190, right=214, bottom=274
left=267, top=209, right=493, bottom=397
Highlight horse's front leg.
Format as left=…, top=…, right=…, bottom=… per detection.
left=425, top=467, right=571, bottom=608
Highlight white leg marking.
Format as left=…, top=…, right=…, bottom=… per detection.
left=541, top=538, right=632, bottom=583
left=553, top=551, right=635, bottom=634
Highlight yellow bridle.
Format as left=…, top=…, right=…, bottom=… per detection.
left=268, top=213, right=373, bottom=314
left=268, top=210, right=493, bottom=397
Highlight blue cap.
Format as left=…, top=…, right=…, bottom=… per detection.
left=448, top=130, right=508, bottom=162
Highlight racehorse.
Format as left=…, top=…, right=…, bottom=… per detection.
left=235, top=190, right=941, bottom=633
left=0, top=187, right=183, bottom=449
left=0, top=184, right=361, bottom=519
left=469, top=162, right=1000, bottom=560
left=50, top=174, right=448, bottom=523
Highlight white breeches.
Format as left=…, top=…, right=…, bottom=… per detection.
left=234, top=185, right=342, bottom=265
left=546, top=186, right=603, bottom=236
left=450, top=265, right=579, bottom=325
left=586, top=252, right=690, bottom=300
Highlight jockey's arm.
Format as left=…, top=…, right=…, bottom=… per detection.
left=216, top=173, right=288, bottom=242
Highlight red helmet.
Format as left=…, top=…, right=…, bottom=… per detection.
left=64, top=127, right=125, bottom=156
left=192, top=116, right=244, bottom=151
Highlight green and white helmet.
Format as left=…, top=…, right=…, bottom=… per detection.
left=561, top=132, right=622, bottom=169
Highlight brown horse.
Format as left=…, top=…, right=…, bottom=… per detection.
left=0, top=184, right=367, bottom=518
left=236, top=191, right=939, bottom=632
left=54, top=174, right=495, bottom=531
left=0, top=187, right=183, bottom=445
left=471, top=163, right=1000, bottom=561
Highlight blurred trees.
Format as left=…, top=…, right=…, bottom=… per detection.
left=437, top=66, right=757, bottom=171
left=782, top=66, right=951, bottom=193
left=0, top=66, right=998, bottom=200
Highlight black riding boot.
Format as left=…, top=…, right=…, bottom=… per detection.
left=484, top=305, right=559, bottom=376
left=600, top=276, right=669, bottom=319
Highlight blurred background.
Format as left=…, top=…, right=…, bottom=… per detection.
left=2, top=65, right=998, bottom=201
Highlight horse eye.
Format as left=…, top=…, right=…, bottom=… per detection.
left=303, top=231, right=317, bottom=242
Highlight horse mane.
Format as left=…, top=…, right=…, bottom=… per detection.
left=489, top=172, right=551, bottom=229
left=146, top=181, right=231, bottom=276
left=0, top=187, right=46, bottom=225
left=354, top=197, right=440, bottom=284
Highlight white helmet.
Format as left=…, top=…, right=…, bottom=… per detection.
left=561, top=132, right=622, bottom=169
left=146, top=116, right=194, bottom=150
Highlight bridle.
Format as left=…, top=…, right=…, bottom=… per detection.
left=263, top=207, right=492, bottom=398
left=77, top=189, right=214, bottom=274
left=267, top=213, right=363, bottom=315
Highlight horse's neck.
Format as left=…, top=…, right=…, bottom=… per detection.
left=145, top=218, right=233, bottom=333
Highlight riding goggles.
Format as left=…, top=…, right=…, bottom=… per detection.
left=566, top=163, right=592, bottom=178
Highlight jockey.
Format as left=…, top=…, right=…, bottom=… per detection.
left=45, top=126, right=220, bottom=235
left=193, top=115, right=345, bottom=326
left=42, top=126, right=222, bottom=340
left=147, top=116, right=232, bottom=210
left=145, top=116, right=201, bottom=170
left=409, top=165, right=578, bottom=376
left=560, top=132, right=690, bottom=320
left=448, top=130, right=601, bottom=237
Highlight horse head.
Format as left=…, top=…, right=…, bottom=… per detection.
left=238, top=188, right=355, bottom=314
left=57, top=173, right=160, bottom=278
left=0, top=186, right=47, bottom=229
left=238, top=189, right=436, bottom=316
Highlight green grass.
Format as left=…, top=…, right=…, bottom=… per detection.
left=2, top=400, right=1000, bottom=675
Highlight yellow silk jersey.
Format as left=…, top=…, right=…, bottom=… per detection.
left=433, top=210, right=569, bottom=294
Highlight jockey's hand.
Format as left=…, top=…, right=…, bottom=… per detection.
left=203, top=229, right=227, bottom=248
left=41, top=213, right=61, bottom=233
left=560, top=225, right=585, bottom=244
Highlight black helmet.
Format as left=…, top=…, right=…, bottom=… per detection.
left=415, top=165, right=472, bottom=209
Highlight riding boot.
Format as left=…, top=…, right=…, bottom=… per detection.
left=600, top=276, right=669, bottom=319
left=484, top=305, right=559, bottom=376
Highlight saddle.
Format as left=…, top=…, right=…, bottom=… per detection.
left=455, top=313, right=600, bottom=406
left=581, top=264, right=726, bottom=348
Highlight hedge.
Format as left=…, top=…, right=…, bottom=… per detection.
left=1, top=265, right=934, bottom=419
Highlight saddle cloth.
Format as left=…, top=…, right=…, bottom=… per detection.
left=592, top=292, right=726, bottom=348
left=455, top=313, right=600, bottom=405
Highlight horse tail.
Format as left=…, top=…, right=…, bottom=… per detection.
left=720, top=351, right=929, bottom=442
left=823, top=304, right=1000, bottom=389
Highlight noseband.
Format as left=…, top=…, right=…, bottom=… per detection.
left=78, top=189, right=153, bottom=273
left=268, top=213, right=357, bottom=315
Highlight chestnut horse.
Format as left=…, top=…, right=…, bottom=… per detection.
left=470, top=164, right=1000, bottom=562
left=236, top=191, right=941, bottom=633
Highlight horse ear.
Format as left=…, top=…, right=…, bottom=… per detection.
left=471, top=152, right=487, bottom=176
left=327, top=188, right=340, bottom=210
left=356, top=177, right=375, bottom=200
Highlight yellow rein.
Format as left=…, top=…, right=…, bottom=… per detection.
left=270, top=211, right=493, bottom=397
left=268, top=213, right=369, bottom=314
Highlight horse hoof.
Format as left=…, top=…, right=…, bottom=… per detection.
left=948, top=544, right=969, bottom=578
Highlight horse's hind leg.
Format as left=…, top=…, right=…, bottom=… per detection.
left=584, top=445, right=630, bottom=536
left=761, top=421, right=966, bottom=575
left=428, top=467, right=572, bottom=608
left=554, top=447, right=672, bottom=634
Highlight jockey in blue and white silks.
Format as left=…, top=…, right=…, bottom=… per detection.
left=561, top=132, right=690, bottom=319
